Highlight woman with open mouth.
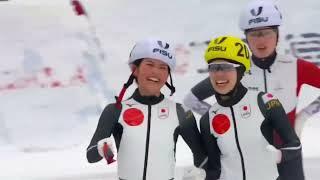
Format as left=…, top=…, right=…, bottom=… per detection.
left=200, top=35, right=301, bottom=180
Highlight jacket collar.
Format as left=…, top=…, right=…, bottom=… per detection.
left=130, top=89, right=164, bottom=105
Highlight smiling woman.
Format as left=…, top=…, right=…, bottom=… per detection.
left=132, top=59, right=169, bottom=97
left=208, top=62, right=238, bottom=95
left=204, top=36, right=250, bottom=103
left=86, top=38, right=208, bottom=180
left=184, top=1, right=320, bottom=179
left=200, top=35, right=302, bottom=180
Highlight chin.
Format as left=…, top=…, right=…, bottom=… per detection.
left=215, top=88, right=230, bottom=95
left=219, top=91, right=229, bottom=95
left=253, top=52, right=264, bottom=58
left=255, top=51, right=272, bottom=58
left=146, top=89, right=161, bottom=95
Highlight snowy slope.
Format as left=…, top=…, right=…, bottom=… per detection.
left=0, top=0, right=319, bottom=179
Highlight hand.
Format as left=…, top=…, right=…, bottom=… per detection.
left=182, top=166, right=206, bottom=180
left=97, top=138, right=116, bottom=164
left=295, top=96, right=320, bottom=137
left=266, top=145, right=282, bottom=164
left=295, top=111, right=310, bottom=138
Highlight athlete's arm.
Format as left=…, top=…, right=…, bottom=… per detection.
left=199, top=112, right=221, bottom=180
left=258, top=93, right=301, bottom=162
left=183, top=77, right=215, bottom=115
left=86, top=103, right=121, bottom=163
left=295, top=95, right=320, bottom=136
left=177, top=104, right=207, bottom=168
left=297, top=59, right=320, bottom=90
left=295, top=59, right=320, bottom=136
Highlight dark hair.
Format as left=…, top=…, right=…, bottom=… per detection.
left=237, top=65, right=246, bottom=75
left=244, top=25, right=278, bottom=34
left=132, top=59, right=143, bottom=67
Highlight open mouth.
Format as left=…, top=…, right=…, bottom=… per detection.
left=257, top=46, right=267, bottom=51
left=216, top=80, right=229, bottom=86
left=147, top=77, right=160, bottom=83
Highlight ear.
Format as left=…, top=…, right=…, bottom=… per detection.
left=130, top=64, right=136, bottom=71
left=236, top=66, right=245, bottom=81
left=130, top=64, right=138, bottom=77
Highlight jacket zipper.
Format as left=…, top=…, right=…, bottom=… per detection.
left=263, top=69, right=268, bottom=92
left=142, top=105, right=152, bottom=180
left=230, top=106, right=246, bottom=180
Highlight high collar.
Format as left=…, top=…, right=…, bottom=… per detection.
left=215, top=83, right=248, bottom=107
left=130, top=88, right=164, bottom=105
left=252, top=51, right=277, bottom=71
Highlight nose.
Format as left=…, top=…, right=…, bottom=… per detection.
left=210, top=70, right=225, bottom=78
left=148, top=66, right=161, bottom=77
left=215, top=71, right=226, bottom=76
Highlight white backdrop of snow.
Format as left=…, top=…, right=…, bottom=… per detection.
left=0, top=0, right=319, bottom=179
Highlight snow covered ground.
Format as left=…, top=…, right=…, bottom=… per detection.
left=0, top=0, right=319, bottom=179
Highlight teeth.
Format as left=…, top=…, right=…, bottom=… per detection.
left=148, top=77, right=159, bottom=82
left=216, top=80, right=228, bottom=84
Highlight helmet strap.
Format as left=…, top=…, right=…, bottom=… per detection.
left=165, top=70, right=175, bottom=96
left=115, top=72, right=135, bottom=109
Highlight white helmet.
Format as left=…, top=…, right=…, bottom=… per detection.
left=128, top=38, right=176, bottom=70
left=239, top=0, right=282, bottom=31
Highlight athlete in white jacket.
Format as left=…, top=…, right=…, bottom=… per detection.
left=200, top=36, right=301, bottom=180
left=86, top=38, right=207, bottom=180
left=184, top=1, right=320, bottom=179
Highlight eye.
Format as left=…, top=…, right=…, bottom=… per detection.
left=146, top=62, right=154, bottom=67
left=159, top=66, right=168, bottom=71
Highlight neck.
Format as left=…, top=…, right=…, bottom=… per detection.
left=138, top=88, right=161, bottom=97
left=252, top=51, right=277, bottom=70
left=131, top=89, right=164, bottom=105
left=215, top=83, right=247, bottom=107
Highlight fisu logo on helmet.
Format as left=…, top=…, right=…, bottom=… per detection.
left=152, top=41, right=173, bottom=60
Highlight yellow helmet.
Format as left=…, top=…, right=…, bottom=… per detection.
left=204, top=36, right=251, bottom=72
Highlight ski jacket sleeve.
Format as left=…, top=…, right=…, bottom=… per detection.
left=298, top=96, right=320, bottom=119
left=199, top=112, right=221, bottom=180
left=191, top=77, right=215, bottom=100
left=86, top=103, right=122, bottom=163
left=176, top=104, right=208, bottom=168
left=297, top=59, right=320, bottom=92
left=258, top=92, right=302, bottom=163
left=296, top=59, right=320, bottom=118
left=183, top=77, right=214, bottom=115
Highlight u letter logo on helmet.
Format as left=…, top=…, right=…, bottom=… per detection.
left=250, top=6, right=263, bottom=16
left=214, top=37, right=227, bottom=44
left=157, top=41, right=170, bottom=49
left=274, top=5, right=282, bottom=19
